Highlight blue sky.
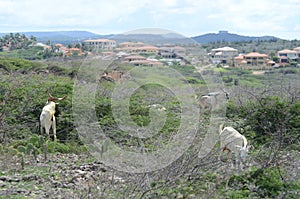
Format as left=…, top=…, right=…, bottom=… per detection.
left=0, top=0, right=300, bottom=40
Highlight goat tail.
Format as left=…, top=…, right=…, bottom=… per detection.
left=219, top=123, right=224, bottom=135
left=242, top=135, right=248, bottom=148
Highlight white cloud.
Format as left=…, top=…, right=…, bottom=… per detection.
left=0, top=0, right=299, bottom=39
left=162, top=0, right=177, bottom=7
left=0, top=0, right=149, bottom=30
left=190, top=0, right=300, bottom=35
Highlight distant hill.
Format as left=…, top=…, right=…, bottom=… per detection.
left=0, top=31, right=112, bottom=44
left=0, top=31, right=193, bottom=45
left=191, top=31, right=278, bottom=44
left=112, top=33, right=195, bottom=45
left=0, top=30, right=280, bottom=45
left=28, top=31, right=114, bottom=44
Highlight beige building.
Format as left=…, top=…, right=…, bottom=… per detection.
left=277, top=49, right=298, bottom=59
left=277, top=49, right=298, bottom=65
left=209, top=47, right=238, bottom=65
left=234, top=52, right=270, bottom=69
left=124, top=55, right=147, bottom=62
left=118, top=42, right=145, bottom=48
left=117, top=42, right=159, bottom=54
left=64, top=48, right=83, bottom=57
left=83, top=39, right=116, bottom=50
left=293, top=47, right=300, bottom=57
left=158, top=46, right=186, bottom=58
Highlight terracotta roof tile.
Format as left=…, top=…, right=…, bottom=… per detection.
left=245, top=52, right=268, bottom=57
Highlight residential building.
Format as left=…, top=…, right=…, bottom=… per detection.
left=118, top=42, right=145, bottom=48
left=134, top=46, right=159, bottom=53
left=277, top=49, right=298, bottom=65
left=116, top=42, right=159, bottom=54
left=54, top=43, right=68, bottom=53
left=234, top=52, right=270, bottom=69
left=83, top=39, right=116, bottom=50
left=64, top=48, right=83, bottom=56
left=277, top=49, right=298, bottom=59
left=158, top=46, right=186, bottom=58
left=293, top=47, right=300, bottom=64
left=209, top=46, right=238, bottom=64
left=244, top=52, right=269, bottom=66
left=123, top=55, right=162, bottom=66
left=293, top=47, right=300, bottom=57
left=124, top=55, right=147, bottom=62
left=118, top=45, right=158, bottom=54
left=129, top=60, right=163, bottom=67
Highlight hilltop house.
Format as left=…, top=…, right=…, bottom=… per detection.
left=208, top=46, right=238, bottom=65
left=64, top=48, right=83, bottom=57
left=53, top=44, right=83, bottom=57
left=54, top=43, right=68, bottom=53
left=118, top=42, right=145, bottom=48
left=234, top=52, right=270, bottom=69
left=123, top=55, right=163, bottom=66
left=83, top=39, right=116, bottom=50
left=293, top=47, right=300, bottom=57
left=158, top=46, right=186, bottom=58
left=277, top=49, right=298, bottom=65
left=124, top=55, right=147, bottom=62
left=116, top=42, right=159, bottom=54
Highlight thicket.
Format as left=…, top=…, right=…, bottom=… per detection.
left=0, top=57, right=299, bottom=198
left=0, top=57, right=79, bottom=147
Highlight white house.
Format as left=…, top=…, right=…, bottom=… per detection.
left=209, top=47, right=238, bottom=64
left=83, top=39, right=116, bottom=50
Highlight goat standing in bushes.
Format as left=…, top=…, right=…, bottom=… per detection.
left=40, top=93, right=67, bottom=141
left=219, top=124, right=250, bottom=169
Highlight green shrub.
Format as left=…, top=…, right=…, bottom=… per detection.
left=0, top=70, right=75, bottom=142
left=220, top=167, right=299, bottom=198
left=227, top=96, right=300, bottom=147
left=46, top=140, right=86, bottom=154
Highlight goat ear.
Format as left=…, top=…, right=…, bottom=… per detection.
left=47, top=92, right=57, bottom=102
left=48, top=92, right=53, bottom=98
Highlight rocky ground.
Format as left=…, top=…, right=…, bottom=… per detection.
left=0, top=153, right=130, bottom=198
left=1, top=148, right=299, bottom=198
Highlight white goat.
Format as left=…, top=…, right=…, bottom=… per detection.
left=219, top=124, right=250, bottom=168
left=147, top=104, right=166, bottom=111
left=40, top=93, right=67, bottom=141
left=197, top=89, right=229, bottom=111
left=198, top=95, right=213, bottom=111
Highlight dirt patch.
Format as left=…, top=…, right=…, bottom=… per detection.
left=252, top=70, right=265, bottom=75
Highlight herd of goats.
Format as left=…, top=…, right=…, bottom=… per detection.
left=40, top=90, right=251, bottom=169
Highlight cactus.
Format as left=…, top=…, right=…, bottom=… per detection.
left=17, top=145, right=26, bottom=170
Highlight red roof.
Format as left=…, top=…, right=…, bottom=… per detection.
left=245, top=52, right=268, bottom=58
left=68, top=48, right=81, bottom=51
left=293, top=47, right=300, bottom=51
left=136, top=46, right=158, bottom=51
left=124, top=55, right=146, bottom=60
left=234, top=55, right=244, bottom=60
left=278, top=49, right=297, bottom=54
